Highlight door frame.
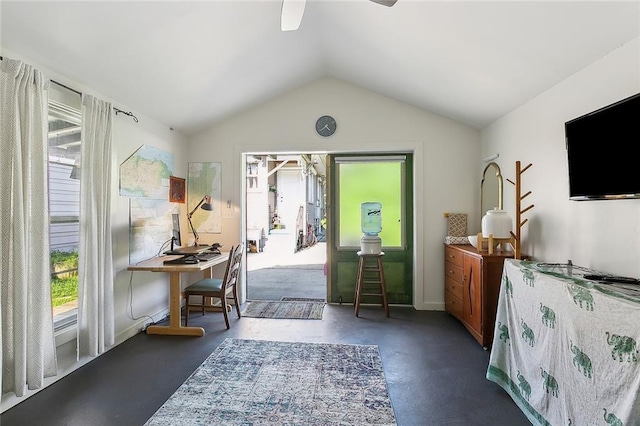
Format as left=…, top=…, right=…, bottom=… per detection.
left=326, top=153, right=414, bottom=305
left=239, top=147, right=423, bottom=308
left=241, top=152, right=328, bottom=302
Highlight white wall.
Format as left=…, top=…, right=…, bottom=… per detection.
left=481, top=38, right=640, bottom=277
left=189, top=77, right=481, bottom=310
left=111, top=110, right=190, bottom=337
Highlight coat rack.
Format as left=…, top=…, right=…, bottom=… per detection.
left=506, top=161, right=534, bottom=259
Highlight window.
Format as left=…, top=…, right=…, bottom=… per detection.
left=335, top=156, right=405, bottom=248
left=48, top=86, right=81, bottom=332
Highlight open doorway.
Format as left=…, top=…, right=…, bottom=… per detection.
left=244, top=153, right=327, bottom=301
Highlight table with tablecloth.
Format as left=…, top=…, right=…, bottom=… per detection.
left=487, top=259, right=640, bottom=425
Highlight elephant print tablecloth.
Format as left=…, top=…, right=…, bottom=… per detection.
left=487, top=259, right=640, bottom=425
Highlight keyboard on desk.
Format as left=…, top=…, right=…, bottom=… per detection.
left=163, top=255, right=199, bottom=265
left=196, top=252, right=221, bottom=261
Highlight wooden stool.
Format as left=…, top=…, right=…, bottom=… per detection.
left=354, top=251, right=389, bottom=317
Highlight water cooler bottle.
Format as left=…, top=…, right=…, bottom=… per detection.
left=360, top=202, right=382, bottom=254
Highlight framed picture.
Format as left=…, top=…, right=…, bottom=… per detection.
left=169, top=176, right=186, bottom=203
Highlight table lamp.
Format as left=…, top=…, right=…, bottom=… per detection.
left=187, top=195, right=213, bottom=246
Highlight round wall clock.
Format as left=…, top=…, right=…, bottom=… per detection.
left=315, top=115, right=337, bottom=137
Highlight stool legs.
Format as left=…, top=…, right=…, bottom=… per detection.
left=354, top=256, right=365, bottom=316
left=378, top=257, right=390, bottom=317
left=354, top=254, right=389, bottom=317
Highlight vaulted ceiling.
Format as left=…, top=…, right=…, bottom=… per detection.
left=2, top=1, right=638, bottom=135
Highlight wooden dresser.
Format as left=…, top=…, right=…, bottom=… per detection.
left=444, top=244, right=514, bottom=348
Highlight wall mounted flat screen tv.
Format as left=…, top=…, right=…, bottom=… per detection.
left=565, top=92, right=640, bottom=200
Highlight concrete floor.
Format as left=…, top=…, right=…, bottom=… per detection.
left=0, top=306, right=530, bottom=426
left=1, top=236, right=532, bottom=425
left=246, top=235, right=327, bottom=301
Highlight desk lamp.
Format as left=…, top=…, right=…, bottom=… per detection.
left=187, top=195, right=213, bottom=246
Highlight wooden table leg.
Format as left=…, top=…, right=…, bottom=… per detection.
left=146, top=271, right=205, bottom=337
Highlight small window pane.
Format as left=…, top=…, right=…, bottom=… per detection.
left=48, top=87, right=81, bottom=332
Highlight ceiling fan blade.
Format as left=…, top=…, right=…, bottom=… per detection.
left=281, top=0, right=306, bottom=32
left=369, top=0, right=398, bottom=6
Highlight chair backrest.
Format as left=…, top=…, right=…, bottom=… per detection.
left=221, top=243, right=244, bottom=292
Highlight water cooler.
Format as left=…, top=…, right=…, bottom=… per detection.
left=360, top=202, right=382, bottom=254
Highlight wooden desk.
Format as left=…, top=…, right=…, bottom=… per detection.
left=127, top=252, right=229, bottom=337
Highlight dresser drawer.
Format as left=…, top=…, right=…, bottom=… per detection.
left=445, top=290, right=463, bottom=318
left=445, top=246, right=464, bottom=267
left=444, top=262, right=463, bottom=283
left=445, top=276, right=463, bottom=299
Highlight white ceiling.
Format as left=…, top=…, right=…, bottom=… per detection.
left=2, top=1, right=638, bottom=135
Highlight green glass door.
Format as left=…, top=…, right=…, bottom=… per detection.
left=327, top=154, right=413, bottom=305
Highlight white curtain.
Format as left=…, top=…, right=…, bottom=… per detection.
left=0, top=58, right=58, bottom=396
left=77, top=94, right=114, bottom=358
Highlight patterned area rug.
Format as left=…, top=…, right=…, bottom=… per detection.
left=281, top=297, right=326, bottom=302
left=242, top=300, right=325, bottom=319
left=145, top=339, right=397, bottom=425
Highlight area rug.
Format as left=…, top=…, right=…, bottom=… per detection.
left=144, top=338, right=397, bottom=425
left=281, top=297, right=326, bottom=302
left=242, top=300, right=325, bottom=319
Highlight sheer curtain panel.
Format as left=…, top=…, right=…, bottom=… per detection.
left=77, top=95, right=115, bottom=358
left=0, top=58, right=58, bottom=397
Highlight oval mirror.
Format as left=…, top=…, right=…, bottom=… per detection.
left=481, top=162, right=503, bottom=220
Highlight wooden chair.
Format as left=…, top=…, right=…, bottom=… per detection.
left=183, top=243, right=244, bottom=329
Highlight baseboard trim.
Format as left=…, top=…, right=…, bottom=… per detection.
left=414, top=302, right=445, bottom=311
left=324, top=302, right=445, bottom=311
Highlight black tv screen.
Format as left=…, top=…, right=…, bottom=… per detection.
left=565, top=92, right=640, bottom=200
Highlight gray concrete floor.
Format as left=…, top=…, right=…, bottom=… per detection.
left=246, top=235, right=327, bottom=301
left=247, top=264, right=326, bottom=301
left=0, top=306, right=530, bottom=426
left=0, top=236, right=532, bottom=425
